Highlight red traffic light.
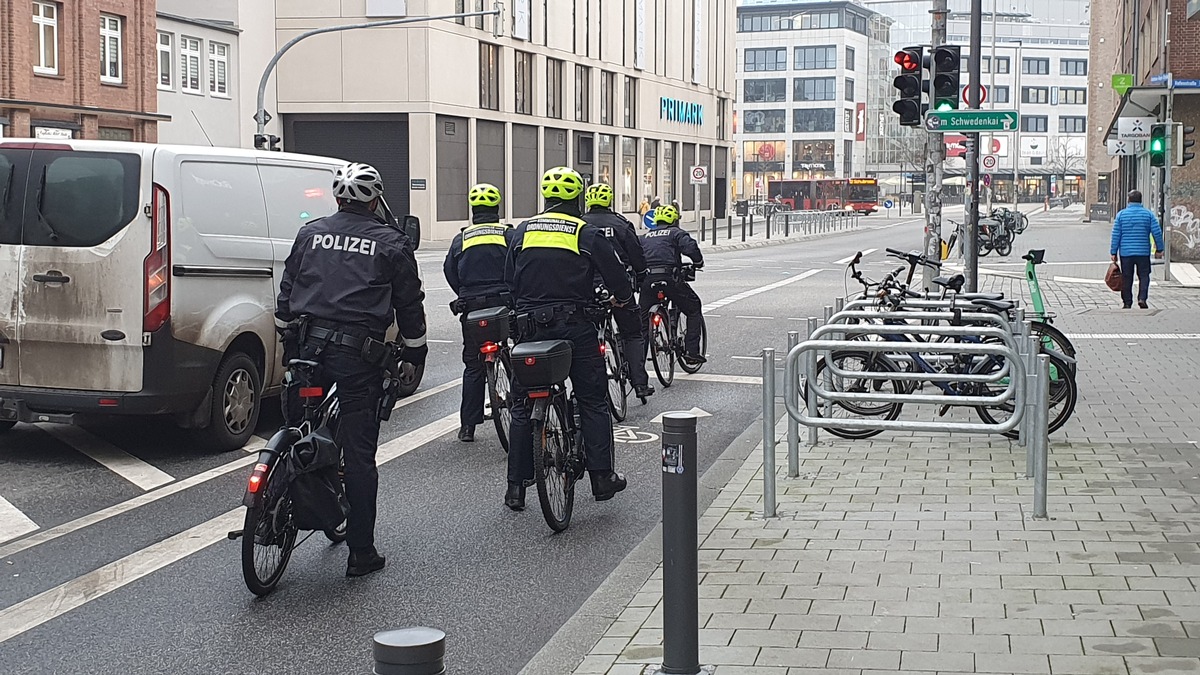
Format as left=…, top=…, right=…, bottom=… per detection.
left=894, top=49, right=921, bottom=72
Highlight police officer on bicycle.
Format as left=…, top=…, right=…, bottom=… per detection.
left=503, top=167, right=634, bottom=511
left=444, top=183, right=516, bottom=443
left=640, top=204, right=706, bottom=366
left=582, top=183, right=654, bottom=400
left=276, top=162, right=428, bottom=577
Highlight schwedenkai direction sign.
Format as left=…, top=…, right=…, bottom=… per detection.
left=924, top=110, right=1020, bottom=132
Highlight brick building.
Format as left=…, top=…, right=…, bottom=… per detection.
left=0, top=0, right=165, bottom=141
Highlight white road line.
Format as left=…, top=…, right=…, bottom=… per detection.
left=677, top=372, right=763, bottom=385
left=36, top=425, right=174, bottom=491
left=701, top=269, right=824, bottom=315
left=731, top=355, right=769, bottom=361
left=835, top=249, right=876, bottom=265
left=1065, top=333, right=1200, bottom=340
left=427, top=339, right=456, bottom=344
left=0, top=412, right=459, bottom=644
left=734, top=315, right=775, bottom=320
left=0, top=496, right=38, bottom=545
left=391, top=379, right=461, bottom=409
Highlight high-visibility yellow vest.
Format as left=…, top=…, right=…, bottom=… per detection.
left=522, top=212, right=583, bottom=254
left=462, top=222, right=509, bottom=250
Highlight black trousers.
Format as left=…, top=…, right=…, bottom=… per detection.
left=459, top=321, right=488, bottom=427
left=1120, top=255, right=1152, bottom=306
left=611, top=304, right=650, bottom=388
left=507, top=318, right=614, bottom=485
left=640, top=276, right=705, bottom=355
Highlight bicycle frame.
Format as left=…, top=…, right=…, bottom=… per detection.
left=1024, top=252, right=1048, bottom=321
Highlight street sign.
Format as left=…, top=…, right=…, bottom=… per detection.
left=1107, top=139, right=1141, bottom=156
left=884, top=199, right=895, bottom=209
left=1174, top=78, right=1200, bottom=89
left=689, top=165, right=708, bottom=185
left=982, top=155, right=997, bottom=170
left=1112, top=74, right=1134, bottom=96
left=1151, top=72, right=1172, bottom=85
left=982, top=174, right=992, bottom=187
left=924, top=110, right=1019, bottom=132
left=1118, top=116, right=1156, bottom=141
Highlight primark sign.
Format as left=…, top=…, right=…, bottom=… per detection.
left=660, top=97, right=704, bottom=126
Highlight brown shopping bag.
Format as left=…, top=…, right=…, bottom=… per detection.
left=1105, top=262, right=1123, bottom=292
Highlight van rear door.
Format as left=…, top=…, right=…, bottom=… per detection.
left=16, top=145, right=149, bottom=391
left=0, top=147, right=32, bottom=387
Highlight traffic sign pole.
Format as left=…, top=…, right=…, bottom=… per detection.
left=922, top=0, right=950, bottom=294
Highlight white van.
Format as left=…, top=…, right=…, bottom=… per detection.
left=0, top=140, right=419, bottom=451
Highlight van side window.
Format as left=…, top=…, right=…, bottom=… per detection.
left=0, top=150, right=30, bottom=245
left=258, top=164, right=338, bottom=243
left=180, top=161, right=269, bottom=241
left=24, top=151, right=140, bottom=247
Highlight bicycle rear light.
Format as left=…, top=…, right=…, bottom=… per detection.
left=299, top=387, right=323, bottom=398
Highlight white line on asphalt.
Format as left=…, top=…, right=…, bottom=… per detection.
left=0, top=379, right=463, bottom=559
left=834, top=249, right=875, bottom=265
left=427, top=339, right=455, bottom=344
left=1065, top=333, right=1200, bottom=340
left=701, top=269, right=824, bottom=315
left=36, top=425, right=174, bottom=491
left=734, top=315, right=775, bottom=320
left=0, top=412, right=459, bottom=644
left=731, top=355, right=768, bottom=361
left=676, top=372, right=763, bottom=385
left=0, top=496, right=38, bottom=545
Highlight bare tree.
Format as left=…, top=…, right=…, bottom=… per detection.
left=1048, top=137, right=1086, bottom=177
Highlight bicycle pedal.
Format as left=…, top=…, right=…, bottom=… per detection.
left=937, top=405, right=950, bottom=417
left=227, top=529, right=243, bottom=540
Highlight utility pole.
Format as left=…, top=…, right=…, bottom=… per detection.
left=987, top=0, right=997, bottom=214
left=922, top=0, right=949, bottom=292
left=1163, top=3, right=1174, bottom=282
left=1012, top=40, right=1023, bottom=214
left=965, top=0, right=984, bottom=292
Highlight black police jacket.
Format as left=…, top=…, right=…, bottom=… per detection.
left=505, top=201, right=634, bottom=313
left=277, top=201, right=427, bottom=346
left=641, top=224, right=704, bottom=271
left=443, top=214, right=516, bottom=300
left=582, top=207, right=647, bottom=277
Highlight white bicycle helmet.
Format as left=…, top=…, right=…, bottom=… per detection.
left=332, top=162, right=384, bottom=203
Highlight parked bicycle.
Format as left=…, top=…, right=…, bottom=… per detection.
left=463, top=306, right=516, bottom=452
left=647, top=263, right=707, bottom=388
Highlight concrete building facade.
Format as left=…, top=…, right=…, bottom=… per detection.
left=155, top=0, right=241, bottom=148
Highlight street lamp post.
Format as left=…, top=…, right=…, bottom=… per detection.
left=1012, top=39, right=1023, bottom=211
left=253, top=5, right=504, bottom=148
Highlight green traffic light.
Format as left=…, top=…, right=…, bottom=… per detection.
left=1151, top=139, right=1165, bottom=152
left=936, top=101, right=955, bottom=111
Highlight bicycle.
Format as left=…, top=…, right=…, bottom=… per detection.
left=647, top=263, right=707, bottom=388
left=463, top=306, right=516, bottom=452
left=594, top=286, right=645, bottom=423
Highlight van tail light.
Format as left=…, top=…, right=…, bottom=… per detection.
left=143, top=184, right=171, bottom=332
left=248, top=463, right=270, bottom=493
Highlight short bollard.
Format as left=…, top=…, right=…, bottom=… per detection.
left=785, top=214, right=791, bottom=237
left=761, top=348, right=777, bottom=518
left=1033, top=354, right=1050, bottom=519
left=373, top=627, right=445, bottom=675
left=711, top=217, right=717, bottom=246
left=700, top=216, right=706, bottom=242
left=766, top=214, right=772, bottom=239
left=749, top=213, right=755, bottom=238
left=786, top=331, right=801, bottom=478
left=740, top=215, right=746, bottom=242
left=727, top=216, right=732, bottom=240
left=1024, top=334, right=1039, bottom=477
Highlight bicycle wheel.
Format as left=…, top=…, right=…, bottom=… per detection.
left=604, top=323, right=629, bottom=422
left=1030, top=321, right=1077, bottom=363
left=800, top=350, right=904, bottom=440
left=650, top=308, right=674, bottom=388
left=1016, top=212, right=1029, bottom=234
left=677, top=314, right=707, bottom=375
left=324, top=520, right=347, bottom=544
left=995, top=233, right=1013, bottom=257
left=977, top=233, right=993, bottom=257
left=241, top=464, right=298, bottom=597
left=487, top=356, right=513, bottom=453
left=532, top=397, right=574, bottom=533
left=975, top=351, right=1078, bottom=437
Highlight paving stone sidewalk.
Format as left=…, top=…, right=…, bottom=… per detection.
left=565, top=304, right=1200, bottom=674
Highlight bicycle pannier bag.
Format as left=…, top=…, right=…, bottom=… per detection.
left=285, top=425, right=349, bottom=531
left=1105, top=262, right=1123, bottom=293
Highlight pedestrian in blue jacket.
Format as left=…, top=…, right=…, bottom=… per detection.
left=1110, top=190, right=1165, bottom=309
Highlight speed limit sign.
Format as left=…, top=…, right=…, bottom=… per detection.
left=982, top=155, right=997, bottom=170
left=690, top=165, right=709, bottom=185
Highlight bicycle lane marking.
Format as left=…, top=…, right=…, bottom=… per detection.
left=700, top=269, right=824, bottom=315
left=0, top=497, right=38, bottom=545
left=0, top=411, right=460, bottom=644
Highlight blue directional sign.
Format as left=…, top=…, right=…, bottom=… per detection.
left=1151, top=72, right=1172, bottom=85
left=884, top=199, right=895, bottom=209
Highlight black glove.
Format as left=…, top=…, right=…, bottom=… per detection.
left=403, top=343, right=428, bottom=368
left=278, top=325, right=300, bottom=366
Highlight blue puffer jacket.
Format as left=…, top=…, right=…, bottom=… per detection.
left=1110, top=203, right=1165, bottom=257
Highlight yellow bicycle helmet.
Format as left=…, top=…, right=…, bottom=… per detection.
left=468, top=183, right=502, bottom=208
left=585, top=183, right=615, bottom=208
left=541, top=166, right=585, bottom=200
left=654, top=204, right=680, bottom=225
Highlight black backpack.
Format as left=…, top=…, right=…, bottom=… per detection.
left=283, top=425, right=349, bottom=532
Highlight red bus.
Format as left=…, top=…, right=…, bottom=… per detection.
left=767, top=177, right=879, bottom=214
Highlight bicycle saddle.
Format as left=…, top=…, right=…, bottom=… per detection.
left=957, top=292, right=1005, bottom=301
left=933, top=274, right=966, bottom=293
left=970, top=298, right=1015, bottom=312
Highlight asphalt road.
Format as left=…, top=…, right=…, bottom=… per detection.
left=0, top=207, right=1100, bottom=674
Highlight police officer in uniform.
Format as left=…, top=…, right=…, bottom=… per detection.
left=276, top=162, right=427, bottom=577
left=640, top=204, right=706, bottom=365
left=503, top=167, right=633, bottom=511
left=582, top=183, right=654, bottom=400
left=444, top=183, right=516, bottom=442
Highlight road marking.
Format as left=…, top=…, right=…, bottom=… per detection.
left=701, top=269, right=824, bottom=314
left=734, top=315, right=775, bottom=320
left=650, top=407, right=713, bottom=424
left=36, top=425, right=174, bottom=491
left=427, top=339, right=456, bottom=344
left=392, top=378, right=461, bottom=410
left=1052, top=275, right=1160, bottom=287
left=1065, top=333, right=1200, bottom=340
left=835, top=249, right=876, bottom=265
left=0, top=496, right=38, bottom=545
left=676, top=372, right=763, bottom=385
left=0, top=412, right=459, bottom=644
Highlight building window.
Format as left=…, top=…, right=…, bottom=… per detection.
left=208, top=42, right=229, bottom=97
left=795, top=45, right=837, bottom=70
left=600, top=71, right=615, bottom=126
left=547, top=58, right=563, bottom=119
left=1060, top=59, right=1088, bottom=76
left=845, top=78, right=855, bottom=102
left=718, top=98, right=727, bottom=141
left=993, top=86, right=1010, bottom=103
left=988, top=56, right=1010, bottom=74
left=180, top=36, right=202, bottom=94
left=742, top=110, right=787, bottom=134
left=621, top=137, right=637, bottom=211
left=795, top=11, right=840, bottom=29
left=643, top=140, right=657, bottom=201
left=743, top=48, right=787, bottom=72
left=845, top=46, right=856, bottom=72
left=475, top=0, right=485, bottom=30
left=1060, top=87, right=1087, bottom=105
left=793, top=108, right=836, bottom=133
left=515, top=51, right=534, bottom=115
left=743, top=79, right=787, bottom=103
left=1059, top=116, right=1086, bottom=133
left=575, top=65, right=591, bottom=123
left=479, top=42, right=500, bottom=111
left=624, top=76, right=637, bottom=128
left=455, top=0, right=465, bottom=24
left=33, top=1, right=58, bottom=75
left=157, top=32, right=173, bottom=90
left=794, top=77, right=837, bottom=102
left=100, top=14, right=123, bottom=84
left=792, top=140, right=835, bottom=169
left=1022, top=57, right=1049, bottom=75
left=1021, top=87, right=1049, bottom=104
left=1021, top=116, right=1048, bottom=133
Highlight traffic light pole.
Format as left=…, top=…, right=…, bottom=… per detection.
left=922, top=0, right=950, bottom=293
left=965, top=0, right=984, bottom=292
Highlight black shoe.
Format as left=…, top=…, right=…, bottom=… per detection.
left=346, top=547, right=386, bottom=577
left=590, top=471, right=628, bottom=502
left=458, top=425, right=475, bottom=443
left=635, top=384, right=655, bottom=398
left=505, top=482, right=526, bottom=511
left=1123, top=305, right=1133, bottom=310
left=682, top=353, right=707, bottom=365
left=1139, top=301, right=1149, bottom=309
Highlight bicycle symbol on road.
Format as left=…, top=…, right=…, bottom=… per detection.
left=614, top=425, right=659, bottom=444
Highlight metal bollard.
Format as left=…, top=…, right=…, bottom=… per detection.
left=711, top=217, right=717, bottom=246
left=823, top=305, right=834, bottom=340
left=834, top=296, right=845, bottom=313
left=373, top=627, right=446, bottom=675
left=700, top=216, right=706, bottom=242
left=727, top=216, right=732, bottom=240
left=786, top=331, right=800, bottom=478
left=1032, top=355, right=1050, bottom=519
left=1024, top=334, right=1039, bottom=476
left=750, top=213, right=755, bottom=238
left=766, top=213, right=772, bottom=239
left=761, top=348, right=777, bottom=519
left=741, top=215, right=746, bottom=242
left=785, top=214, right=791, bottom=237
left=659, top=413, right=706, bottom=674
left=806, top=317, right=820, bottom=448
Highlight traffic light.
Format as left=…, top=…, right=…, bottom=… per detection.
left=930, top=45, right=961, bottom=111
left=1150, top=123, right=1168, bottom=167
left=891, top=47, right=925, bottom=127
left=1177, top=124, right=1196, bottom=166
left=254, top=134, right=281, bottom=151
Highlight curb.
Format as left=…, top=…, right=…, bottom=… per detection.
left=517, top=412, right=767, bottom=675
left=698, top=218, right=923, bottom=254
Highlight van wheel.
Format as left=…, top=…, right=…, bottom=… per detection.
left=0, top=421, right=15, bottom=432
left=196, top=352, right=262, bottom=452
